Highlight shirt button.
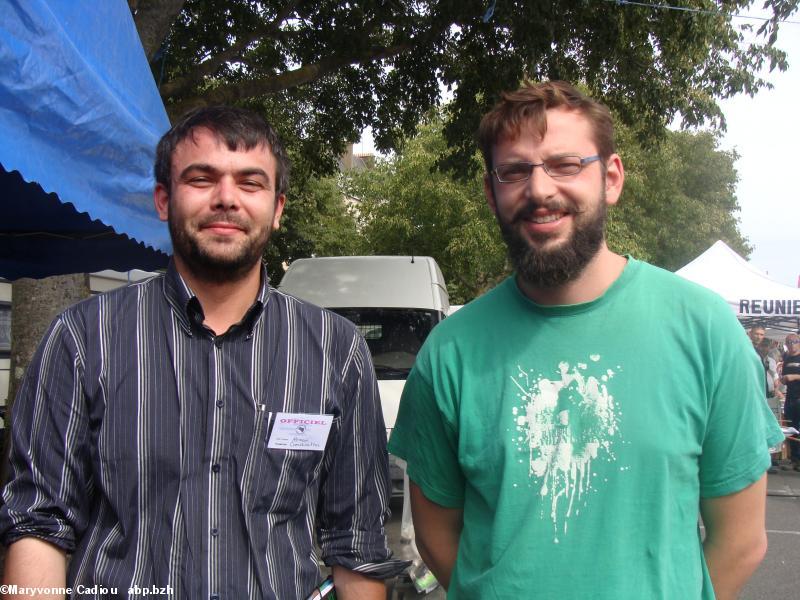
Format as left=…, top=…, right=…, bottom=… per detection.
left=216, top=400, right=224, bottom=408
left=214, top=338, right=223, bottom=348
left=210, top=595, right=219, bottom=600
left=211, top=463, right=221, bottom=473
left=211, top=527, right=219, bottom=536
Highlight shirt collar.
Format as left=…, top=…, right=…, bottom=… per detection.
left=162, top=259, right=272, bottom=336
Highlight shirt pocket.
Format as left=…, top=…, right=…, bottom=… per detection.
left=248, top=415, right=341, bottom=515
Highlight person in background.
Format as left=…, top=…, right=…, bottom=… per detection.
left=0, top=106, right=403, bottom=599
left=749, top=325, right=767, bottom=347
left=781, top=333, right=800, bottom=470
left=388, top=80, right=782, bottom=600
left=768, top=337, right=784, bottom=365
left=755, top=333, right=781, bottom=398
left=757, top=336, right=784, bottom=473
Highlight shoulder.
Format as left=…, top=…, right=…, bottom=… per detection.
left=268, top=287, right=359, bottom=332
left=628, top=259, right=735, bottom=319
left=633, top=260, right=750, bottom=356
left=268, top=290, right=377, bottom=390
left=632, top=259, right=725, bottom=301
left=266, top=287, right=366, bottom=362
left=25, top=275, right=164, bottom=364
left=430, top=278, right=513, bottom=340
left=411, top=279, right=516, bottom=371
left=631, top=262, right=760, bottom=381
left=59, top=273, right=164, bottom=328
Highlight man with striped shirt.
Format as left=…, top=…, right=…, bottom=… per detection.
left=1, top=107, right=400, bottom=599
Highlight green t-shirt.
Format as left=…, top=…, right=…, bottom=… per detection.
left=388, top=258, right=782, bottom=599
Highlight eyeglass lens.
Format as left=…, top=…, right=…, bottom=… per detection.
left=495, top=156, right=589, bottom=183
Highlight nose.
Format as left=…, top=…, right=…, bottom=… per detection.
left=213, top=176, right=240, bottom=210
left=525, top=165, right=558, bottom=202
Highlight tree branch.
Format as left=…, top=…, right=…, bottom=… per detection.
left=160, top=0, right=305, bottom=98
left=273, top=0, right=304, bottom=30
left=159, top=32, right=266, bottom=98
left=166, top=43, right=410, bottom=116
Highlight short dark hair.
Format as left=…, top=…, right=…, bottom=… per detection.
left=155, top=106, right=290, bottom=196
left=477, top=81, right=615, bottom=173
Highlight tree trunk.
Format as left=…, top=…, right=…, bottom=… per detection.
left=3, top=274, right=90, bottom=486
left=129, top=0, right=187, bottom=61
left=7, top=274, right=90, bottom=408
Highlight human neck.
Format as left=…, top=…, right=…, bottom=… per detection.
left=174, top=258, right=262, bottom=335
left=516, top=244, right=627, bottom=306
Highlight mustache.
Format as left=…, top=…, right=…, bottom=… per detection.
left=197, top=213, right=249, bottom=229
left=511, top=201, right=587, bottom=222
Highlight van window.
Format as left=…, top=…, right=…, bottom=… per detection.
left=357, top=324, right=382, bottom=340
left=331, top=308, right=440, bottom=379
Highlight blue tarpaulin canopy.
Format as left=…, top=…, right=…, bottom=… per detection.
left=0, top=0, right=172, bottom=279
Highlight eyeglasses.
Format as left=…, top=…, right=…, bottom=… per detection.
left=491, top=155, right=601, bottom=183
left=788, top=340, right=800, bottom=345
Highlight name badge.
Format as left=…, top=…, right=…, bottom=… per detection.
left=267, top=412, right=334, bottom=451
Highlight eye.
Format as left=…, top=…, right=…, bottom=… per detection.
left=187, top=176, right=212, bottom=187
left=240, top=180, right=267, bottom=192
left=544, top=157, right=582, bottom=176
left=496, top=163, right=532, bottom=182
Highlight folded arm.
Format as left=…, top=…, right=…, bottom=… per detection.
left=410, top=481, right=463, bottom=590
left=3, top=537, right=67, bottom=599
left=331, top=566, right=385, bottom=600
left=1, top=317, right=90, bottom=594
left=318, top=335, right=406, bottom=587
left=700, top=474, right=768, bottom=600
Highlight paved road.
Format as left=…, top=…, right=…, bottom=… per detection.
left=742, top=467, right=800, bottom=599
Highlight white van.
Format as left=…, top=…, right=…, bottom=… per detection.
left=278, top=256, right=449, bottom=494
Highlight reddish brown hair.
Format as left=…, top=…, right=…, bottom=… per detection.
left=478, top=81, right=615, bottom=172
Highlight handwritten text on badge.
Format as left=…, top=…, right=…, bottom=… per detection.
left=267, top=413, right=334, bottom=451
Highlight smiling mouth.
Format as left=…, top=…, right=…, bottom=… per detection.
left=514, top=201, right=574, bottom=226
left=200, top=221, right=246, bottom=233
left=529, top=213, right=564, bottom=224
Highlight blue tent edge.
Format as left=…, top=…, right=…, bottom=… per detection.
left=0, top=166, right=169, bottom=279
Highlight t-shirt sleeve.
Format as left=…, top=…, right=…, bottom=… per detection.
left=388, top=345, right=465, bottom=508
left=699, top=305, right=784, bottom=498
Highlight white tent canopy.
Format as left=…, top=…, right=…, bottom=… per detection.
left=675, top=240, right=800, bottom=332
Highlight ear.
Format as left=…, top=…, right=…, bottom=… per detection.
left=603, top=154, right=625, bottom=206
left=484, top=173, right=498, bottom=216
left=154, top=183, right=170, bottom=222
left=271, top=193, right=287, bottom=230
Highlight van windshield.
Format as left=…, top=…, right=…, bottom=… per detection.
left=330, top=308, right=440, bottom=379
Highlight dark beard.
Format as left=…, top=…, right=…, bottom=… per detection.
left=168, top=211, right=268, bottom=284
left=498, top=196, right=606, bottom=289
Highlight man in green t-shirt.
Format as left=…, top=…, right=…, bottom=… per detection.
left=388, top=81, right=782, bottom=599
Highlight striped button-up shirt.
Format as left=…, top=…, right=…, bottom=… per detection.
left=1, top=262, right=401, bottom=599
